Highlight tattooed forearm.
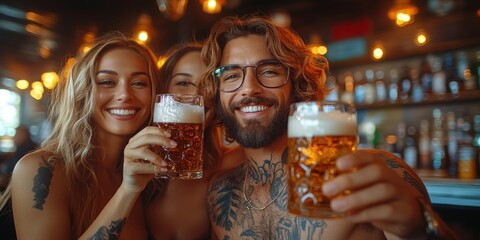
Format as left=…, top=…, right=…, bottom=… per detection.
left=403, top=171, right=430, bottom=199
left=377, top=150, right=431, bottom=200
left=32, top=159, right=54, bottom=210
left=87, top=218, right=126, bottom=240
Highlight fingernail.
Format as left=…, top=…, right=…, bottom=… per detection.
left=170, top=141, right=177, bottom=147
left=331, top=198, right=347, bottom=211
left=322, top=182, right=338, bottom=196
left=161, top=161, right=168, bottom=167
left=336, top=157, right=348, bottom=170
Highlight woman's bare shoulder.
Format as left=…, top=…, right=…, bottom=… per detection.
left=14, top=149, right=55, bottom=171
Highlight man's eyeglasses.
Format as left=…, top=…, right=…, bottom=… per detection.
left=212, top=60, right=289, bottom=92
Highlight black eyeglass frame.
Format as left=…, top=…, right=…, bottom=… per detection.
left=212, top=60, right=290, bottom=93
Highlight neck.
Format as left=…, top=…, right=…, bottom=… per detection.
left=244, top=131, right=288, bottom=166
left=94, top=131, right=130, bottom=171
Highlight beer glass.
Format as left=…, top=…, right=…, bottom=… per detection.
left=151, top=94, right=205, bottom=179
left=287, top=101, right=358, bottom=218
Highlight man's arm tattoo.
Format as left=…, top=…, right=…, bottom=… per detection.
left=381, top=152, right=430, bottom=199
left=32, top=159, right=54, bottom=210
left=87, top=218, right=126, bottom=240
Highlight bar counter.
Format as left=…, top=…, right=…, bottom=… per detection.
left=422, top=177, right=480, bottom=207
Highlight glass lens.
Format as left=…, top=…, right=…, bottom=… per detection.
left=257, top=61, right=288, bottom=87
left=215, top=65, right=243, bottom=92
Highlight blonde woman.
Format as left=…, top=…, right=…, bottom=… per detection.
left=0, top=32, right=171, bottom=239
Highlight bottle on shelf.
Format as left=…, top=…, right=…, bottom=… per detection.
left=468, top=49, right=480, bottom=90
left=340, top=73, right=355, bottom=103
left=399, top=65, right=412, bottom=101
left=404, top=126, right=418, bottom=168
left=396, top=122, right=406, bottom=159
left=472, top=115, right=480, bottom=166
left=419, top=119, right=431, bottom=169
left=456, top=50, right=471, bottom=91
left=388, top=68, right=399, bottom=103
left=457, top=114, right=476, bottom=179
left=375, top=70, right=387, bottom=103
left=431, top=108, right=447, bottom=175
left=364, top=69, right=376, bottom=104
left=325, top=74, right=339, bottom=101
left=431, top=54, right=447, bottom=96
left=411, top=67, right=424, bottom=103
left=463, top=68, right=477, bottom=91
left=446, top=111, right=458, bottom=176
left=445, top=52, right=463, bottom=96
left=420, top=55, right=434, bottom=97
left=354, top=71, right=366, bottom=104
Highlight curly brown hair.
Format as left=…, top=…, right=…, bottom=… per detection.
left=200, top=14, right=329, bottom=110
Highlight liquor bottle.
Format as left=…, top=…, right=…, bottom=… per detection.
left=467, top=49, right=480, bottom=90
left=404, top=126, right=418, bottom=168
left=457, top=114, right=476, bottom=179
left=419, top=119, right=431, bottom=169
left=446, top=111, right=458, bottom=176
left=472, top=115, right=480, bottom=166
left=420, top=55, right=434, bottom=97
left=411, top=67, right=424, bottom=103
left=364, top=69, right=376, bottom=104
left=431, top=54, right=447, bottom=96
left=388, top=68, right=399, bottom=103
left=340, top=73, right=355, bottom=103
left=430, top=108, right=447, bottom=175
left=475, top=50, right=480, bottom=89
left=375, top=70, right=387, bottom=103
left=399, top=66, right=412, bottom=101
left=354, top=71, right=366, bottom=104
left=325, top=75, right=339, bottom=101
left=396, top=122, right=406, bottom=159
left=463, top=68, right=477, bottom=90
left=445, top=52, right=463, bottom=96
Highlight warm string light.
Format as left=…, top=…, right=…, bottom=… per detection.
left=388, top=0, right=418, bottom=27
left=308, top=34, right=328, bottom=56
left=372, top=46, right=384, bottom=60
left=200, top=0, right=225, bottom=14
left=415, top=29, right=429, bottom=46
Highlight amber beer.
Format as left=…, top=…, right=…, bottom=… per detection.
left=152, top=94, right=205, bottom=179
left=287, top=102, right=357, bottom=218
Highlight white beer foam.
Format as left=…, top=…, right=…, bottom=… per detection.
left=288, top=111, right=357, bottom=137
left=154, top=101, right=204, bottom=123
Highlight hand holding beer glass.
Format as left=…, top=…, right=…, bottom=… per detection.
left=151, top=94, right=205, bottom=179
left=287, top=101, right=358, bottom=218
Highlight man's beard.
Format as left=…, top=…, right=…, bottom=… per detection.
left=217, top=96, right=290, bottom=149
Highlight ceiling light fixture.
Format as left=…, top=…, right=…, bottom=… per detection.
left=388, top=0, right=419, bottom=27
left=200, top=0, right=225, bottom=14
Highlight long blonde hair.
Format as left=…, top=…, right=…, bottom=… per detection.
left=0, top=32, right=159, bottom=237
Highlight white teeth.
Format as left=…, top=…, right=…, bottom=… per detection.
left=109, top=109, right=136, bottom=116
left=240, top=105, right=268, bottom=113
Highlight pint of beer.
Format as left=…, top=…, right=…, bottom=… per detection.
left=151, top=94, right=205, bottom=179
left=287, top=101, right=357, bottom=218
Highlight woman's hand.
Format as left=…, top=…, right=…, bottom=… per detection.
left=122, top=126, right=177, bottom=193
